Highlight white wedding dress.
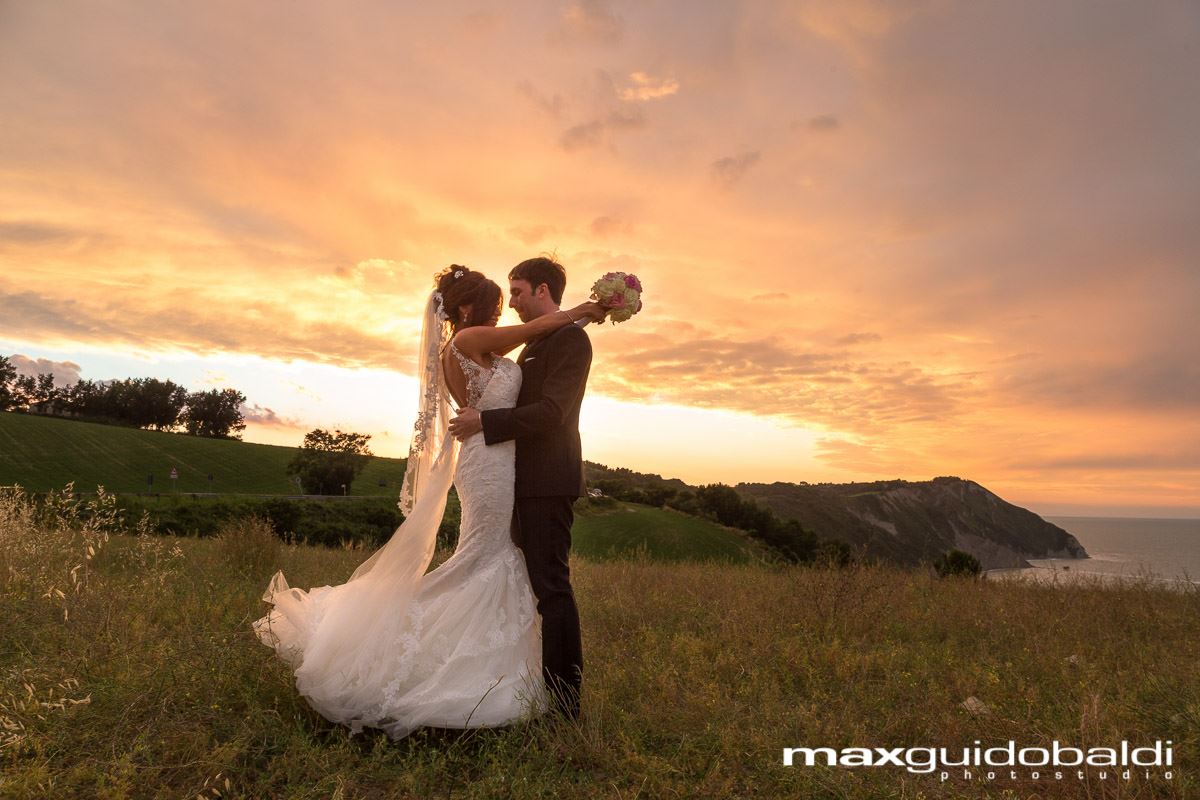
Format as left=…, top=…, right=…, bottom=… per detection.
left=252, top=341, right=549, bottom=739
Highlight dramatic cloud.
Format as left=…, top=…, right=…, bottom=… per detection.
left=560, top=107, right=647, bottom=151
left=516, top=80, right=565, bottom=117
left=8, top=354, right=83, bottom=385
left=618, top=72, right=680, bottom=102
left=0, top=284, right=418, bottom=372
left=835, top=332, right=882, bottom=346
left=805, top=114, right=840, bottom=131
left=1, top=0, right=1197, bottom=511
left=710, top=151, right=761, bottom=189
left=240, top=402, right=300, bottom=428
left=0, top=221, right=101, bottom=248
left=590, top=216, right=633, bottom=237
left=554, top=0, right=624, bottom=45
left=585, top=329, right=982, bottom=434
left=507, top=224, right=558, bottom=246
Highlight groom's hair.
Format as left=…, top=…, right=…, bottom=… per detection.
left=510, top=257, right=566, bottom=304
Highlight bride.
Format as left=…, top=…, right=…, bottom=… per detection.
left=252, top=265, right=606, bottom=739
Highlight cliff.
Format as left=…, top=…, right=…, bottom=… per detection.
left=735, top=476, right=1088, bottom=569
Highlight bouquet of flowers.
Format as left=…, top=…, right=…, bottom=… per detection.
left=589, top=272, right=643, bottom=324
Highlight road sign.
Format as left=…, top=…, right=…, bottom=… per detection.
left=169, top=467, right=178, bottom=480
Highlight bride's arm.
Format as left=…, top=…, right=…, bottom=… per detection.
left=453, top=301, right=605, bottom=357
left=491, top=339, right=524, bottom=357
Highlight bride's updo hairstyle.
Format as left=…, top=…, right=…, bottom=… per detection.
left=435, top=265, right=503, bottom=332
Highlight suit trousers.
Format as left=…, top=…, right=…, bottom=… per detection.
left=511, top=496, right=583, bottom=719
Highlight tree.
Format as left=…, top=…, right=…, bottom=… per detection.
left=63, top=379, right=105, bottom=420
left=104, top=378, right=137, bottom=424
left=933, top=549, right=982, bottom=578
left=641, top=486, right=677, bottom=507
left=814, top=538, right=854, bottom=568
left=182, top=388, right=247, bottom=438
left=693, top=483, right=819, bottom=563
left=0, top=356, right=18, bottom=411
left=286, top=428, right=374, bottom=495
left=8, top=372, right=60, bottom=413
left=130, top=378, right=188, bottom=430
left=31, top=373, right=64, bottom=413
left=1, top=363, right=246, bottom=436
left=694, top=484, right=745, bottom=525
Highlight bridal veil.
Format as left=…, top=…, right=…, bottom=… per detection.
left=253, top=291, right=462, bottom=729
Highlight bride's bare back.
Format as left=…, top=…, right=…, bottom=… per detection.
left=441, top=345, right=496, bottom=410
left=440, top=344, right=495, bottom=409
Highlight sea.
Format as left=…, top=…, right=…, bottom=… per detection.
left=985, top=515, right=1200, bottom=589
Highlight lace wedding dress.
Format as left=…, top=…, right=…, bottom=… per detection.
left=252, top=331, right=548, bottom=739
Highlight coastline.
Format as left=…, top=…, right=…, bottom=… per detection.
left=985, top=561, right=1199, bottom=592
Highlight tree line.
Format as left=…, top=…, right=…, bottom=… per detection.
left=591, top=473, right=987, bottom=574
left=0, top=355, right=377, bottom=491
left=590, top=474, right=856, bottom=566
left=0, top=355, right=247, bottom=439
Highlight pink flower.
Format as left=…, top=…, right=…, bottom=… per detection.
left=624, top=274, right=641, bottom=291
left=635, top=298, right=642, bottom=312
left=607, top=292, right=626, bottom=308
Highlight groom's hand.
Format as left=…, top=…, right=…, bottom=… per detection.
left=449, top=408, right=482, bottom=441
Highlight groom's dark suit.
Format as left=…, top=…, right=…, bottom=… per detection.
left=479, top=322, right=590, bottom=719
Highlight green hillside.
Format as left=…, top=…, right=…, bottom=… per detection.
left=0, top=411, right=766, bottom=564
left=572, top=501, right=768, bottom=564
left=0, top=411, right=408, bottom=495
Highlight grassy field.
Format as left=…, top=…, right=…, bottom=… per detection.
left=0, top=408, right=767, bottom=564
left=573, top=499, right=770, bottom=564
left=0, top=411, right=408, bottom=495
left=101, top=493, right=765, bottom=565
left=1, top=488, right=1196, bottom=798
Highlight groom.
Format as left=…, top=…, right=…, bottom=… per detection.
left=448, top=256, right=591, bottom=721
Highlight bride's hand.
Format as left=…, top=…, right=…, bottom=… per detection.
left=571, top=301, right=608, bottom=323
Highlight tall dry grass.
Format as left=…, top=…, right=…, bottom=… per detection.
left=0, top=485, right=1196, bottom=799
left=212, top=515, right=280, bottom=579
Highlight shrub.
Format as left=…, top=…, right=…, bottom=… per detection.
left=578, top=495, right=618, bottom=511
left=933, top=548, right=982, bottom=578
left=263, top=497, right=303, bottom=537
left=814, top=538, right=855, bottom=569
left=213, top=515, right=280, bottom=579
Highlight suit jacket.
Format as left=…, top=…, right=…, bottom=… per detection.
left=480, top=322, right=591, bottom=498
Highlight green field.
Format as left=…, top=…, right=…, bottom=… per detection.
left=2, top=492, right=1195, bottom=798
left=573, top=500, right=769, bottom=564
left=0, top=412, right=766, bottom=565
left=0, top=411, right=407, bottom=495
left=99, top=493, right=766, bottom=565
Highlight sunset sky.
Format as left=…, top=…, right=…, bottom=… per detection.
left=2, top=1, right=1197, bottom=517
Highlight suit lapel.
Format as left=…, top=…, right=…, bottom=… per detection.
left=518, top=335, right=549, bottom=368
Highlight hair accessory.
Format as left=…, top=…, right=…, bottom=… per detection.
left=454, top=269, right=464, bottom=279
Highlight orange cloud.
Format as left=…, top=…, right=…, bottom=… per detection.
left=1, top=0, right=1196, bottom=513
left=618, top=72, right=680, bottom=102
